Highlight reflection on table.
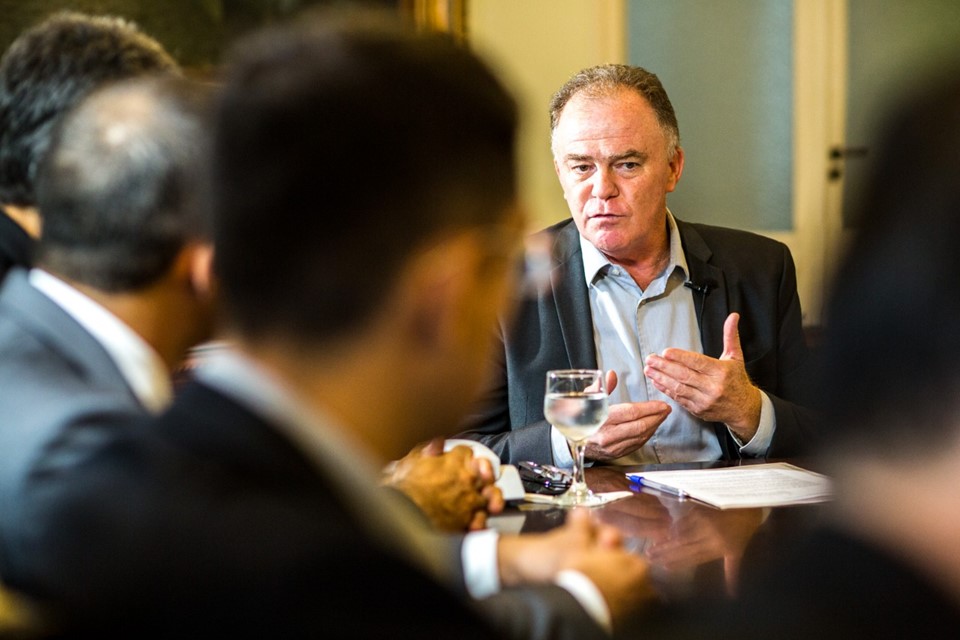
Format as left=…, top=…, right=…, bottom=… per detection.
left=496, top=461, right=825, bottom=603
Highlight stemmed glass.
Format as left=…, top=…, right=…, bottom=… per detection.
left=544, top=369, right=609, bottom=506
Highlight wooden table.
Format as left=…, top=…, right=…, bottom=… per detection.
left=495, top=460, right=826, bottom=602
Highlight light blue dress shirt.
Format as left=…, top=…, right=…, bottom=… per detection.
left=550, top=212, right=775, bottom=465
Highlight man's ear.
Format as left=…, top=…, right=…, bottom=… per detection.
left=170, top=242, right=215, bottom=298
left=666, top=145, right=685, bottom=193
left=189, top=243, right=215, bottom=298
left=399, top=234, right=479, bottom=351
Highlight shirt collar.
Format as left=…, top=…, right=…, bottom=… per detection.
left=579, top=209, right=689, bottom=286
left=28, top=268, right=171, bottom=412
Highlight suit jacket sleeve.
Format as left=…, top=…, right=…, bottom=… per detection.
left=416, top=514, right=609, bottom=639
left=457, top=325, right=557, bottom=464
left=748, top=241, right=819, bottom=458
left=456, top=221, right=593, bottom=465
left=687, top=223, right=819, bottom=458
left=478, top=587, right=608, bottom=640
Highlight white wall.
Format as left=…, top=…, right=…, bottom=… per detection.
left=468, top=0, right=626, bottom=230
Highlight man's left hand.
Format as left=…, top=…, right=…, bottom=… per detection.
left=385, top=440, right=504, bottom=532
left=643, top=312, right=761, bottom=442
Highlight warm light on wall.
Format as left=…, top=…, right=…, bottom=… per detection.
left=399, top=0, right=467, bottom=43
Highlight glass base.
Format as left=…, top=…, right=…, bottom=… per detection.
left=553, top=481, right=608, bottom=508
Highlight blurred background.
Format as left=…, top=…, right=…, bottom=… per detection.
left=4, top=0, right=960, bottom=327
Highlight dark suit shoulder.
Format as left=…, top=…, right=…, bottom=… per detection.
left=677, top=219, right=790, bottom=262
left=16, top=383, right=498, bottom=637
left=0, top=269, right=133, bottom=397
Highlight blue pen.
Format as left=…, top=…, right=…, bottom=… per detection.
left=629, top=476, right=689, bottom=499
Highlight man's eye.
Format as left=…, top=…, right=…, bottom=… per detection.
left=571, top=164, right=592, bottom=173
left=618, top=162, right=640, bottom=171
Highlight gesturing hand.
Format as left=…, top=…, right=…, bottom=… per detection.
left=643, top=312, right=761, bottom=441
left=583, top=371, right=671, bottom=461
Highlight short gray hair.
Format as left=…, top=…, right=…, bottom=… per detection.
left=550, top=64, right=680, bottom=157
left=36, top=76, right=211, bottom=292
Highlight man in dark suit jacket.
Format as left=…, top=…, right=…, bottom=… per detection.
left=641, top=70, right=960, bottom=640
left=4, top=15, right=654, bottom=638
left=460, top=64, right=816, bottom=465
left=11, top=362, right=620, bottom=638
left=0, top=11, right=180, bottom=283
left=0, top=77, right=216, bottom=571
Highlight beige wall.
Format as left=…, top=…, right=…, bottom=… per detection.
left=468, top=0, right=625, bottom=230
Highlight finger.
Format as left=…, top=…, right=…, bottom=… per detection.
left=421, top=438, right=445, bottom=456
left=604, top=401, right=672, bottom=425
left=647, top=376, right=709, bottom=415
left=483, top=485, right=506, bottom=515
left=721, top=312, right=744, bottom=361
left=605, top=370, right=618, bottom=394
left=648, top=345, right=713, bottom=371
left=468, top=510, right=488, bottom=531
left=586, top=404, right=672, bottom=459
left=595, top=524, right=624, bottom=549
left=645, top=356, right=713, bottom=398
left=446, top=445, right=474, bottom=463
left=564, top=508, right=594, bottom=537
left=472, top=457, right=496, bottom=484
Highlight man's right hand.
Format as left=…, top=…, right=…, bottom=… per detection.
left=497, top=510, right=655, bottom=629
left=584, top=371, right=671, bottom=461
left=563, top=541, right=655, bottom=631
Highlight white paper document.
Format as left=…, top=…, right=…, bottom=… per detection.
left=626, top=462, right=833, bottom=509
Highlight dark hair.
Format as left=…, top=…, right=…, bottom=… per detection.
left=0, top=11, right=179, bottom=208
left=549, top=64, right=680, bottom=152
left=35, top=76, right=211, bottom=292
left=212, top=11, right=518, bottom=342
left=819, top=72, right=960, bottom=456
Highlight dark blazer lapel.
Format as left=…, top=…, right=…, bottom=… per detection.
left=677, top=221, right=727, bottom=359
left=0, top=268, right=137, bottom=401
left=676, top=220, right=740, bottom=458
left=551, top=221, right=598, bottom=369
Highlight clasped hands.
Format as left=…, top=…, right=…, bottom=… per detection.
left=585, top=312, right=762, bottom=461
left=385, top=439, right=503, bottom=532
left=386, top=445, right=655, bottom=626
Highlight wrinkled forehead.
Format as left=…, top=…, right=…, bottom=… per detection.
left=551, top=88, right=669, bottom=157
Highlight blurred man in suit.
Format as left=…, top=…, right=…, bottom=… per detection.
left=730, top=70, right=960, bottom=640
left=645, top=72, right=960, bottom=640
left=0, top=12, right=511, bottom=542
left=4, top=13, right=653, bottom=638
left=0, top=11, right=179, bottom=282
left=461, top=64, right=817, bottom=466
left=0, top=75, right=216, bottom=570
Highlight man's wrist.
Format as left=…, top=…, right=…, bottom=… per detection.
left=463, top=529, right=500, bottom=599
left=727, top=386, right=762, bottom=441
left=554, top=570, right=612, bottom=633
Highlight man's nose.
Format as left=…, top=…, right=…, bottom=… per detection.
left=590, top=168, right=618, bottom=199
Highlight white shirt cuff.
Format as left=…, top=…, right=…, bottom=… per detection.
left=732, top=390, right=776, bottom=456
left=554, top=569, right=612, bottom=634
left=461, top=529, right=501, bottom=599
left=551, top=425, right=574, bottom=467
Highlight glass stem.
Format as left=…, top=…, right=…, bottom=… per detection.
left=570, top=440, right=591, bottom=500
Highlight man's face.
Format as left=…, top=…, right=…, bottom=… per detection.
left=552, top=87, right=683, bottom=262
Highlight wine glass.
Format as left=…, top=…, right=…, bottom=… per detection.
left=544, top=369, right=609, bottom=506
